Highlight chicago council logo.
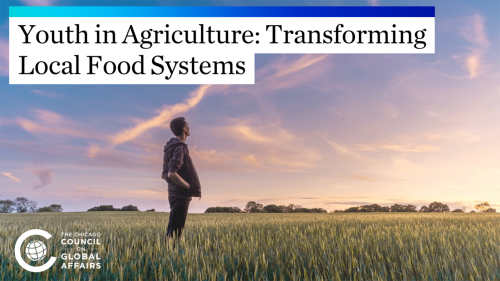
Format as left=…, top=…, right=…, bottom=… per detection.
left=16, top=229, right=103, bottom=272
left=15, top=229, right=57, bottom=272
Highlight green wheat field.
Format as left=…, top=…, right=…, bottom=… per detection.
left=1, top=212, right=499, bottom=281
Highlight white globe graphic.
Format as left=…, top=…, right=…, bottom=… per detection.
left=25, top=240, right=47, bottom=261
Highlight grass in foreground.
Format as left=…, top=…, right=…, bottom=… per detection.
left=0, top=212, right=499, bottom=280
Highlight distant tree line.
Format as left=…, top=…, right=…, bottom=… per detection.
left=87, top=205, right=140, bottom=211
left=0, top=197, right=63, bottom=213
left=205, top=201, right=327, bottom=213
left=331, top=201, right=496, bottom=213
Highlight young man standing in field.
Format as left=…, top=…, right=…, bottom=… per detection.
left=162, top=117, right=202, bottom=246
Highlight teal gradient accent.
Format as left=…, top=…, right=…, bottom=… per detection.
left=9, top=6, right=434, bottom=18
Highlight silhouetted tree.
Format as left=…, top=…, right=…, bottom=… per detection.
left=87, top=205, right=118, bottom=211
left=404, top=204, right=418, bottom=212
left=390, top=204, right=405, bottom=212
left=283, top=204, right=302, bottom=213
left=0, top=199, right=16, bottom=213
left=360, top=204, right=382, bottom=212
left=293, top=207, right=326, bottom=213
left=452, top=209, right=464, bottom=213
left=244, top=201, right=264, bottom=213
left=146, top=209, right=155, bottom=212
left=26, top=200, right=38, bottom=212
left=263, top=204, right=284, bottom=213
left=357, top=204, right=391, bottom=212
left=390, top=204, right=418, bottom=212
left=37, top=206, right=54, bottom=212
left=484, top=208, right=496, bottom=213
left=121, top=205, right=139, bottom=211
left=15, top=197, right=30, bottom=213
left=428, top=202, right=450, bottom=212
left=48, top=204, right=63, bottom=212
left=381, top=206, right=391, bottom=212
left=344, top=206, right=360, bottom=213
left=419, top=205, right=430, bottom=212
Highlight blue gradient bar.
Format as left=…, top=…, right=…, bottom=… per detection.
left=10, top=6, right=434, bottom=17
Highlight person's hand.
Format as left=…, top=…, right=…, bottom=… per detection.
left=161, top=174, right=166, bottom=180
left=184, top=183, right=191, bottom=189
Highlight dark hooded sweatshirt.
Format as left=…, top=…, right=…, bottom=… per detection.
left=162, top=137, right=201, bottom=198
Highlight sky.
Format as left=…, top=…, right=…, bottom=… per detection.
left=0, top=0, right=499, bottom=213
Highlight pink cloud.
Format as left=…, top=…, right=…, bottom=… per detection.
left=458, top=14, right=490, bottom=78
left=86, top=143, right=100, bottom=158
left=18, top=0, right=58, bottom=6
left=14, top=109, right=101, bottom=141
left=354, top=142, right=441, bottom=152
left=190, top=146, right=236, bottom=171
left=459, top=14, right=489, bottom=46
left=25, top=167, right=54, bottom=189
left=0, top=38, right=8, bottom=76
left=2, top=172, right=21, bottom=182
left=220, top=123, right=295, bottom=145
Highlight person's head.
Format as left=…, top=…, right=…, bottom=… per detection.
left=170, top=117, right=190, bottom=137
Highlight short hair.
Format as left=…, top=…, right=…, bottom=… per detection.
left=170, top=117, right=187, bottom=136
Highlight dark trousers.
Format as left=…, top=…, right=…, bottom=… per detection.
left=166, top=195, right=192, bottom=244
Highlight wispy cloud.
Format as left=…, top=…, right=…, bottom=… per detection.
left=458, top=14, right=490, bottom=78
left=2, top=172, right=21, bottom=182
left=241, top=154, right=264, bottom=168
left=269, top=157, right=314, bottom=168
left=209, top=118, right=320, bottom=171
left=15, top=109, right=98, bottom=141
left=354, top=142, right=441, bottom=152
left=459, top=14, right=490, bottom=46
left=368, top=0, right=380, bottom=6
left=324, top=138, right=376, bottom=163
left=0, top=38, right=8, bottom=76
left=18, top=0, right=58, bottom=6
left=25, top=167, right=54, bottom=189
left=221, top=123, right=295, bottom=145
left=109, top=85, right=212, bottom=147
left=265, top=54, right=329, bottom=80
left=190, top=146, right=236, bottom=170
left=31, top=89, right=62, bottom=98
left=86, top=143, right=100, bottom=158
left=254, top=54, right=331, bottom=91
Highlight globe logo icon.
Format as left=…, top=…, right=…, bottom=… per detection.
left=25, top=240, right=47, bottom=261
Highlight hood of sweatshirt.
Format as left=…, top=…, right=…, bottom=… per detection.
left=164, top=137, right=187, bottom=152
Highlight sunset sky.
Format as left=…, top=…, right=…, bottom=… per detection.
left=0, top=0, right=499, bottom=213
